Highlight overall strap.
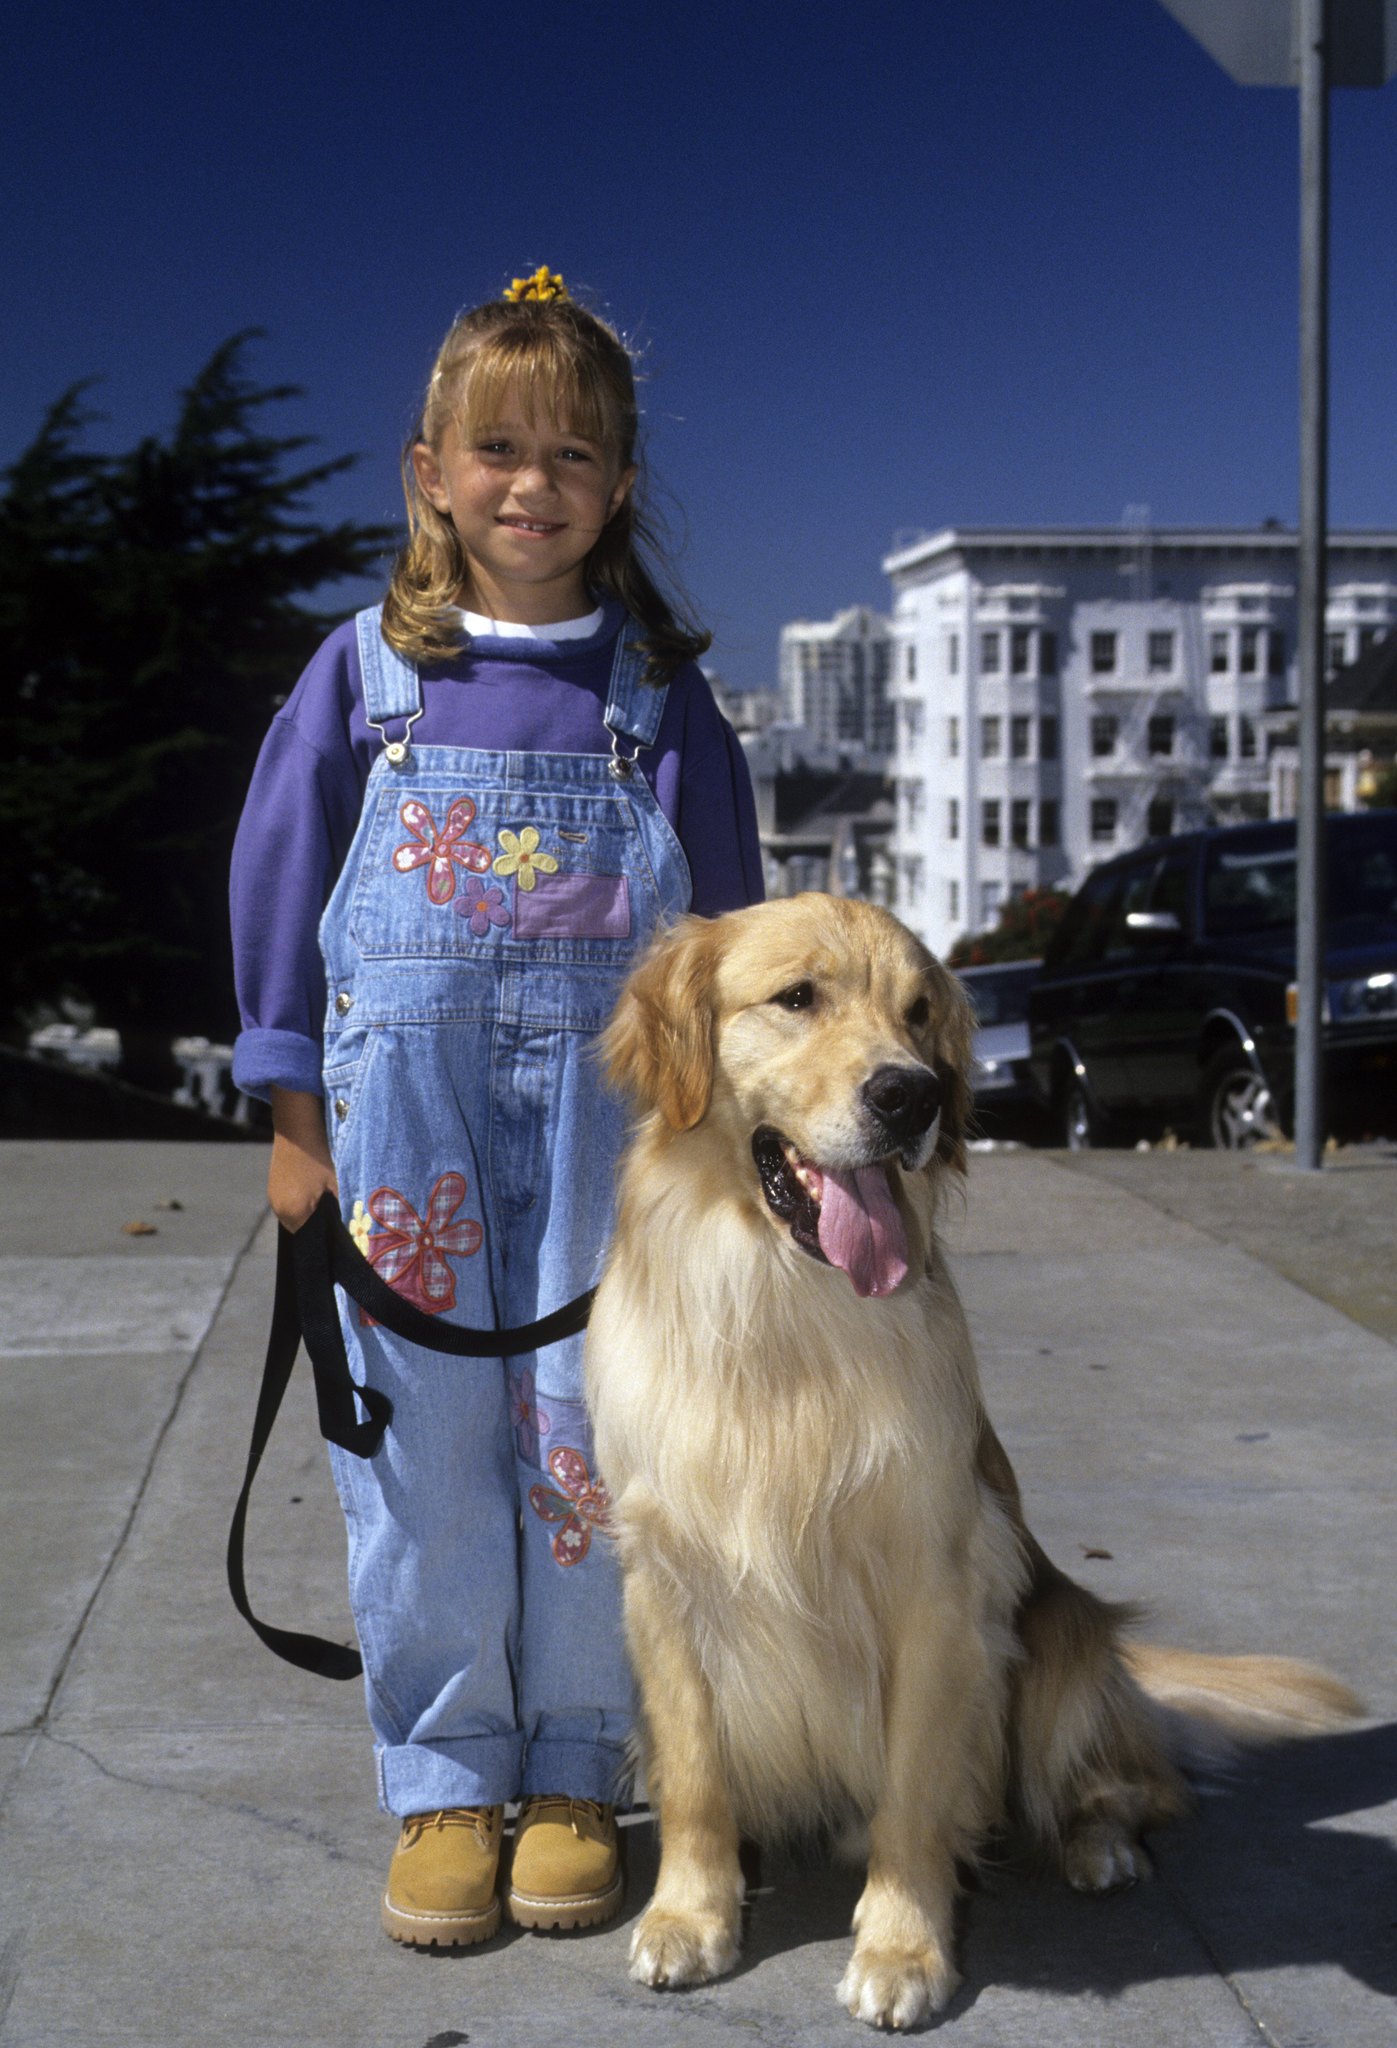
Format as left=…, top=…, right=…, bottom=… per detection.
left=355, top=605, right=423, bottom=743
left=602, top=621, right=669, bottom=779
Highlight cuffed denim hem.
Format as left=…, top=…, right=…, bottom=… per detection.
left=375, top=1733, right=524, bottom=1818
left=521, top=1737, right=633, bottom=1806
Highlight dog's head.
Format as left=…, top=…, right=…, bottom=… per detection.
left=603, top=894, right=973, bottom=1298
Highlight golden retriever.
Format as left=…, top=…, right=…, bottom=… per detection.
left=584, top=894, right=1359, bottom=2030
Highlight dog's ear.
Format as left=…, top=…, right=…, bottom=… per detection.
left=603, top=915, right=720, bottom=1130
left=926, top=957, right=974, bottom=1176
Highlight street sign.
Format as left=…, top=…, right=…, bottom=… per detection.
left=1159, top=0, right=1397, bottom=86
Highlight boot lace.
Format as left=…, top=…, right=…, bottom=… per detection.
left=521, top=1794, right=610, bottom=1839
left=401, top=1805, right=498, bottom=1850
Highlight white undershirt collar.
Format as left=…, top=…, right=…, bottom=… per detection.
left=457, top=605, right=606, bottom=642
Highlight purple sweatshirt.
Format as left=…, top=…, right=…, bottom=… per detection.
left=230, top=605, right=764, bottom=1100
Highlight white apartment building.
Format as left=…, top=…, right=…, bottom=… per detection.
left=885, top=525, right=1397, bottom=959
left=778, top=606, right=894, bottom=759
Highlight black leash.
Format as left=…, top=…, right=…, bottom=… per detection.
left=226, top=1191, right=596, bottom=1679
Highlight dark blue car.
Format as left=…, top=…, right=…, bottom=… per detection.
left=1027, top=812, right=1397, bottom=1149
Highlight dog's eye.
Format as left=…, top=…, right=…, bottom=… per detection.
left=770, top=980, right=816, bottom=1012
left=906, top=995, right=931, bottom=1032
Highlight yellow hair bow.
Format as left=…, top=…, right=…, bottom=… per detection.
left=504, top=265, right=569, bottom=304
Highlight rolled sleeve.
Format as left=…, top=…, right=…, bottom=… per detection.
left=230, top=1027, right=325, bottom=1103
left=229, top=637, right=365, bottom=1100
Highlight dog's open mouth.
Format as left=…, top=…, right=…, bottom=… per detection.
left=752, top=1126, right=909, bottom=1299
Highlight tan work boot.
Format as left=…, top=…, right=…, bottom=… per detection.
left=506, top=1796, right=623, bottom=1930
left=380, top=1805, right=503, bottom=1947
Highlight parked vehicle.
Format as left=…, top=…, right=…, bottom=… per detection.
left=956, top=959, right=1041, bottom=1107
left=1027, top=812, right=1397, bottom=1149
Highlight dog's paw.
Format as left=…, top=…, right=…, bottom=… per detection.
left=837, top=1943, right=960, bottom=2030
left=1063, top=1823, right=1152, bottom=1893
left=629, top=1905, right=739, bottom=1989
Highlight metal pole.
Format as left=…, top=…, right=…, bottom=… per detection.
left=1294, top=0, right=1329, bottom=1170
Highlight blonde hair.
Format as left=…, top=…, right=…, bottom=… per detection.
left=382, top=292, right=710, bottom=680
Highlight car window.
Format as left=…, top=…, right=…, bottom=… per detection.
left=1150, top=850, right=1194, bottom=935
left=1047, top=865, right=1128, bottom=970
left=1205, top=844, right=1297, bottom=936
left=1102, top=863, right=1158, bottom=961
left=959, top=963, right=1039, bottom=1024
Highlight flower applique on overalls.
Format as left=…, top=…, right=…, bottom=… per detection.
left=493, top=826, right=558, bottom=892
left=528, top=1446, right=611, bottom=1567
left=356, top=1171, right=483, bottom=1323
left=508, top=1366, right=551, bottom=1461
left=454, top=875, right=512, bottom=937
left=392, top=797, right=491, bottom=905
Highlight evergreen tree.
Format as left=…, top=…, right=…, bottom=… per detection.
left=0, top=336, right=393, bottom=1083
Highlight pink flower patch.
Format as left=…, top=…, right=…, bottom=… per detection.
left=528, top=1446, right=611, bottom=1567
left=359, top=1172, right=483, bottom=1321
left=392, top=797, right=491, bottom=905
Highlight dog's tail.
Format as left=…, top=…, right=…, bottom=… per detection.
left=1124, top=1642, right=1363, bottom=1745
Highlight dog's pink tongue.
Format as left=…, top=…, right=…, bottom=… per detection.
left=816, top=1164, right=908, bottom=1298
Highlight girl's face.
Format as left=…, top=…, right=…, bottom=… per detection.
left=412, top=393, right=634, bottom=624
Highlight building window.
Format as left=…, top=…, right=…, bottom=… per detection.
left=903, top=779, right=925, bottom=828
left=1040, top=715, right=1059, bottom=761
left=1010, top=798, right=1031, bottom=849
left=947, top=714, right=960, bottom=758
left=1239, top=715, right=1258, bottom=759
left=1240, top=626, right=1260, bottom=674
left=1325, top=630, right=1346, bottom=674
left=903, top=855, right=924, bottom=904
left=981, top=630, right=1002, bottom=673
left=948, top=878, right=960, bottom=921
left=980, top=880, right=1003, bottom=928
left=1147, top=797, right=1174, bottom=838
left=947, top=797, right=959, bottom=841
left=906, top=643, right=917, bottom=681
left=1147, top=714, right=1175, bottom=757
left=1210, top=715, right=1229, bottom=759
left=1039, top=799, right=1060, bottom=847
left=1148, top=630, right=1175, bottom=673
left=1090, top=714, right=1118, bottom=758
left=1090, top=631, right=1118, bottom=674
left=904, top=699, right=925, bottom=742
left=1090, top=798, right=1118, bottom=843
left=1268, top=630, right=1286, bottom=677
left=947, top=633, right=959, bottom=675
left=983, top=799, right=1001, bottom=847
left=1210, top=630, right=1229, bottom=673
left=1040, top=629, right=1058, bottom=676
left=981, top=715, right=1002, bottom=757
left=1010, top=626, right=1032, bottom=675
left=1011, top=714, right=1032, bottom=759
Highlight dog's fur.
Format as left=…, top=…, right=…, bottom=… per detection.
left=585, top=895, right=1360, bottom=2030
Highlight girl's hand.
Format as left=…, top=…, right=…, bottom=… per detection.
left=268, top=1086, right=340, bottom=1232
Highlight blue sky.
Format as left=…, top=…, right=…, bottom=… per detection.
left=3, top=0, right=1394, bottom=688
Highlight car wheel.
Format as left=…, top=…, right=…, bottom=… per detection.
left=1061, top=1075, right=1096, bottom=1152
left=1201, top=1047, right=1282, bottom=1151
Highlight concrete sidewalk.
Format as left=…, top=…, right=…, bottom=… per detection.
left=1, top=1139, right=1393, bottom=2048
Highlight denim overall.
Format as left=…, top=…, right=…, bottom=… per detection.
left=318, top=607, right=690, bottom=1816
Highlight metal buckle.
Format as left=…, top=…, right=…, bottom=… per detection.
left=608, top=729, right=641, bottom=781
left=368, top=706, right=423, bottom=766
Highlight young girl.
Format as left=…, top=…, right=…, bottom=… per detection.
left=230, top=268, right=763, bottom=1948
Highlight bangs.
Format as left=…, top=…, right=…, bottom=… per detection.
left=452, top=329, right=626, bottom=453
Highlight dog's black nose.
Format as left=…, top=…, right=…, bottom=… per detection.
left=862, top=1064, right=942, bottom=1142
